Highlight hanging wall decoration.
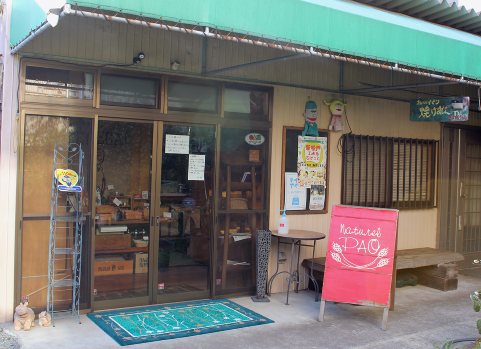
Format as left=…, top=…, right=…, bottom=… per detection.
left=324, top=99, right=347, bottom=132
left=302, top=100, right=319, bottom=136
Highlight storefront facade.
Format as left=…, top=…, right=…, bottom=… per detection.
left=2, top=0, right=481, bottom=322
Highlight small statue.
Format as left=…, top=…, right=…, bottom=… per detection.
left=14, top=302, right=35, bottom=331
left=37, top=311, right=52, bottom=327
left=302, top=100, right=319, bottom=137
left=324, top=99, right=347, bottom=132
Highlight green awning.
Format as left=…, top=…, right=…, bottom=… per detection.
left=10, top=0, right=481, bottom=80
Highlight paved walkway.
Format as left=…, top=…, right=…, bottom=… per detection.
left=2, top=274, right=481, bottom=349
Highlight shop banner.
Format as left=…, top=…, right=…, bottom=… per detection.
left=322, top=205, right=398, bottom=307
left=285, top=172, right=306, bottom=210
left=410, top=97, right=469, bottom=122
left=297, top=136, right=327, bottom=188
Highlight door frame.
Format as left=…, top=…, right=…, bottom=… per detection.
left=439, top=123, right=481, bottom=268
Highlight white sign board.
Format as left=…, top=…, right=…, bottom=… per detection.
left=165, top=135, right=189, bottom=154
left=285, top=172, right=306, bottom=210
left=188, top=154, right=205, bottom=181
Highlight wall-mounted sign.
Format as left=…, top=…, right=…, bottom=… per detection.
left=320, top=205, right=399, bottom=330
left=245, top=133, right=265, bottom=145
left=297, top=136, right=327, bottom=188
left=55, top=169, right=82, bottom=192
left=249, top=150, right=260, bottom=162
left=410, top=97, right=469, bottom=122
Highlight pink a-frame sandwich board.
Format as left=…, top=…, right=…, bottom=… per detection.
left=319, top=205, right=399, bottom=330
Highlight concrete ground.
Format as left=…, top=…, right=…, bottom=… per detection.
left=2, top=273, right=481, bottom=349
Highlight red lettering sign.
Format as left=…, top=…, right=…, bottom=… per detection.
left=322, top=206, right=398, bottom=307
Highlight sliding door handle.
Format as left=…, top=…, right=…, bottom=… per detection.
left=156, top=216, right=160, bottom=226
left=151, top=217, right=154, bottom=226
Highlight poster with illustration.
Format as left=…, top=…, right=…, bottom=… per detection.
left=285, top=172, right=307, bottom=210
left=309, top=184, right=325, bottom=210
left=297, top=136, right=327, bottom=188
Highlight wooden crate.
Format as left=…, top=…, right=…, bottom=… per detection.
left=96, top=205, right=115, bottom=214
left=95, top=234, right=131, bottom=250
left=97, top=213, right=113, bottom=224
left=123, top=210, right=143, bottom=220
left=134, top=253, right=148, bottom=273
left=94, top=255, right=133, bottom=276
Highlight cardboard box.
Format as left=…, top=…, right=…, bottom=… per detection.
left=94, top=255, right=133, bottom=276
left=95, top=234, right=131, bottom=250
left=134, top=253, right=149, bottom=273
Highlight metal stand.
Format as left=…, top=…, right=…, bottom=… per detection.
left=251, top=230, right=272, bottom=302
left=267, top=237, right=319, bottom=305
left=47, top=142, right=84, bottom=326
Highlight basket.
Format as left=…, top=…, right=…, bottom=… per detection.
left=96, top=205, right=115, bottom=214
left=230, top=198, right=248, bottom=210
left=123, top=210, right=143, bottom=220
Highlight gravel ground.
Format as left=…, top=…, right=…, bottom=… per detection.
left=0, top=328, right=22, bottom=349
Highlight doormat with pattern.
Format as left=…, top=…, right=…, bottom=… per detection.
left=86, top=299, right=274, bottom=346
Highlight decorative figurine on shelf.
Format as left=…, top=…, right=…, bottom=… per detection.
left=324, top=99, right=347, bottom=132
left=302, top=100, right=319, bottom=137
left=37, top=311, right=52, bottom=327
left=14, top=302, right=35, bottom=331
left=95, top=186, right=101, bottom=206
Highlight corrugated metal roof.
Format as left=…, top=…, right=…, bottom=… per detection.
left=353, top=0, right=481, bottom=35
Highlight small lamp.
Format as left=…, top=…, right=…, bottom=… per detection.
left=171, top=60, right=180, bottom=71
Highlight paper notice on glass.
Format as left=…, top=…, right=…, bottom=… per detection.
left=188, top=154, right=205, bottom=181
left=165, top=135, right=189, bottom=154
left=285, top=172, right=306, bottom=210
left=309, top=185, right=326, bottom=210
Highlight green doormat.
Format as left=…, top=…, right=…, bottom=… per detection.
left=87, top=299, right=273, bottom=346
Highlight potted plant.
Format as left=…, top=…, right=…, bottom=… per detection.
left=438, top=290, right=481, bottom=349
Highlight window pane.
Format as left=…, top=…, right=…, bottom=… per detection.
left=168, top=82, right=217, bottom=113
left=100, top=75, right=157, bottom=107
left=22, top=115, right=92, bottom=310
left=224, top=88, right=269, bottom=119
left=25, top=66, right=94, bottom=104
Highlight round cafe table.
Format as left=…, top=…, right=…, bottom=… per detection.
left=267, top=230, right=326, bottom=305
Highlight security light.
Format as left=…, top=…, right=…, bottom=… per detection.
left=133, top=52, right=145, bottom=64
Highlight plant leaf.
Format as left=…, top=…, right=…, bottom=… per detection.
left=478, top=319, right=481, bottom=334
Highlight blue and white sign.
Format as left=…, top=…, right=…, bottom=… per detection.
left=285, top=172, right=306, bottom=210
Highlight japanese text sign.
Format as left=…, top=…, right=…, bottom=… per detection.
left=410, top=97, right=469, bottom=122
left=297, top=136, right=327, bottom=188
left=322, top=205, right=398, bottom=307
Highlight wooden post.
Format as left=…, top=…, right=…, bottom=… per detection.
left=319, top=299, right=326, bottom=322
left=382, top=307, right=389, bottom=331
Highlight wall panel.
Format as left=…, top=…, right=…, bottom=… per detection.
left=267, top=85, right=440, bottom=293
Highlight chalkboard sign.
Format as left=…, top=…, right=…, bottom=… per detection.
left=280, top=126, right=329, bottom=214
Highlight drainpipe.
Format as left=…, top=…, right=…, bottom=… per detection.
left=11, top=4, right=71, bottom=55
left=10, top=4, right=481, bottom=87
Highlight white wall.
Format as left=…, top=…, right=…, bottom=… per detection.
left=0, top=0, right=20, bottom=323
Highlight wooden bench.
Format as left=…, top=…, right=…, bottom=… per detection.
left=302, top=247, right=464, bottom=293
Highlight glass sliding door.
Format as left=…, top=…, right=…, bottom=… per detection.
left=155, top=124, right=215, bottom=302
left=94, top=120, right=154, bottom=307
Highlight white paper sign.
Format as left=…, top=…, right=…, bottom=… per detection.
left=165, top=135, right=189, bottom=154
left=285, top=172, right=306, bottom=210
left=113, top=198, right=122, bottom=206
left=188, top=154, right=205, bottom=181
